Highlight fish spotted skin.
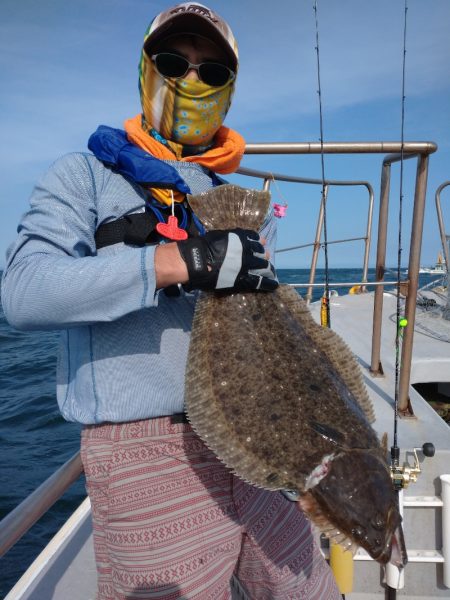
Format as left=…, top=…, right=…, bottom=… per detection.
left=300, top=449, right=405, bottom=564
left=185, top=184, right=406, bottom=566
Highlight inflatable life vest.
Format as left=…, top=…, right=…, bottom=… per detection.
left=88, top=125, right=223, bottom=250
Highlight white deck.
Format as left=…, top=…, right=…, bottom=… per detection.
left=308, top=290, right=450, bottom=475
left=309, top=290, right=450, bottom=599
left=6, top=290, right=450, bottom=599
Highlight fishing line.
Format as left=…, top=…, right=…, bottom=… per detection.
left=388, top=7, right=409, bottom=596
left=313, top=0, right=331, bottom=328
left=269, top=174, right=289, bottom=218
left=393, top=0, right=408, bottom=453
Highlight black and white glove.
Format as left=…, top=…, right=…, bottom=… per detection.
left=177, top=229, right=278, bottom=292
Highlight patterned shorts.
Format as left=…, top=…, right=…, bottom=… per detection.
left=81, top=417, right=340, bottom=600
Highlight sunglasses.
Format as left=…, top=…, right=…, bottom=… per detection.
left=151, top=53, right=235, bottom=87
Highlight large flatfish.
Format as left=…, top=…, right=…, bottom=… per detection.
left=185, top=185, right=406, bottom=567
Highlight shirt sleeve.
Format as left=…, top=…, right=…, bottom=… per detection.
left=1, top=153, right=158, bottom=331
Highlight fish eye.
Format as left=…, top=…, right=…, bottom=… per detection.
left=371, top=514, right=385, bottom=531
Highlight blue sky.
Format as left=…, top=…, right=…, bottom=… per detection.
left=1, top=0, right=449, bottom=269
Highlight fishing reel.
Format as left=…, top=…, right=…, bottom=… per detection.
left=390, top=442, right=435, bottom=490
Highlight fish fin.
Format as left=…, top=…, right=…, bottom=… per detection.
left=276, top=286, right=375, bottom=423
left=309, top=421, right=347, bottom=447
left=299, top=492, right=338, bottom=532
left=299, top=493, right=357, bottom=555
left=187, top=184, right=271, bottom=232
left=185, top=294, right=283, bottom=492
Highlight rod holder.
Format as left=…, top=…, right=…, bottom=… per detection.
left=440, top=474, right=450, bottom=588
left=385, top=489, right=405, bottom=589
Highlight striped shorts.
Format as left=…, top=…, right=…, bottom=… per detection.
left=81, top=417, right=340, bottom=600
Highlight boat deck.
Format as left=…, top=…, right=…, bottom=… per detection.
left=310, top=290, right=450, bottom=489
left=6, top=291, right=450, bottom=599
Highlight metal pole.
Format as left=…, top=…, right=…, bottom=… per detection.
left=361, top=185, right=375, bottom=289
left=244, top=141, right=437, bottom=155
left=398, top=154, right=430, bottom=413
left=371, top=162, right=391, bottom=375
left=307, top=185, right=329, bottom=303
left=237, top=166, right=375, bottom=293
left=289, top=280, right=400, bottom=288
left=386, top=489, right=405, bottom=588
left=237, top=165, right=372, bottom=187
left=0, top=452, right=83, bottom=558
left=441, top=474, right=450, bottom=588
left=435, top=182, right=450, bottom=270
left=262, top=177, right=272, bottom=193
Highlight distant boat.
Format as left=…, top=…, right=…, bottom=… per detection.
left=419, top=252, right=447, bottom=274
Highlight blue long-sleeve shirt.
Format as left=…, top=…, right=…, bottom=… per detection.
left=1, top=152, right=277, bottom=424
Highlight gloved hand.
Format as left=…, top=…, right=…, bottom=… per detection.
left=177, top=228, right=278, bottom=292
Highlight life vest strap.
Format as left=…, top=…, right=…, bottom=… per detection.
left=95, top=203, right=203, bottom=250
left=95, top=212, right=158, bottom=249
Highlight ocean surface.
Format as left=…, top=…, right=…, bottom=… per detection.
left=0, top=267, right=444, bottom=597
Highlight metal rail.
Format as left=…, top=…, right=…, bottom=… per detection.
left=244, top=141, right=436, bottom=154
left=236, top=164, right=374, bottom=302
left=277, top=236, right=368, bottom=253
left=435, top=181, right=450, bottom=270
left=289, top=280, right=400, bottom=289
left=370, top=153, right=420, bottom=379
left=240, top=141, right=438, bottom=413
left=369, top=152, right=432, bottom=413
left=0, top=452, right=83, bottom=558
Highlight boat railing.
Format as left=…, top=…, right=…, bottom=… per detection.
left=0, top=140, right=439, bottom=574
left=435, top=181, right=450, bottom=270
left=0, top=452, right=83, bottom=559
left=241, top=141, right=438, bottom=414
left=236, top=165, right=374, bottom=302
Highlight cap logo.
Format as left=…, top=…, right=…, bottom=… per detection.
left=170, top=4, right=219, bottom=24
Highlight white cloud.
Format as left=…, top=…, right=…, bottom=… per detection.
left=225, top=0, right=450, bottom=126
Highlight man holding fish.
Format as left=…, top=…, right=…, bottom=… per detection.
left=2, top=2, right=341, bottom=598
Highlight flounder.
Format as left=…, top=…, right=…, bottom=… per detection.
left=185, top=184, right=407, bottom=567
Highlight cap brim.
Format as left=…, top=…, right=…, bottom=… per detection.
left=144, top=13, right=237, bottom=70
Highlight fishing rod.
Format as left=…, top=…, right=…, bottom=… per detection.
left=391, top=0, right=409, bottom=468
left=386, top=1, right=413, bottom=595
left=311, top=2, right=437, bottom=599
left=387, top=2, right=436, bottom=596
left=313, top=4, right=351, bottom=598
left=313, top=0, right=331, bottom=330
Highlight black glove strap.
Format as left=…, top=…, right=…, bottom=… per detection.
left=177, top=235, right=223, bottom=291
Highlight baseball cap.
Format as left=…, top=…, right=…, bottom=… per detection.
left=143, top=3, right=238, bottom=70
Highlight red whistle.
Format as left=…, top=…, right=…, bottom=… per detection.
left=156, top=215, right=188, bottom=241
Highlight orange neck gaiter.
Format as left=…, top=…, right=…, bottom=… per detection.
left=124, top=114, right=245, bottom=205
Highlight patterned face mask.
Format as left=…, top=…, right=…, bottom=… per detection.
left=139, top=51, right=235, bottom=150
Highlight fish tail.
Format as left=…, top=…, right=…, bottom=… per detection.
left=187, top=184, right=271, bottom=232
